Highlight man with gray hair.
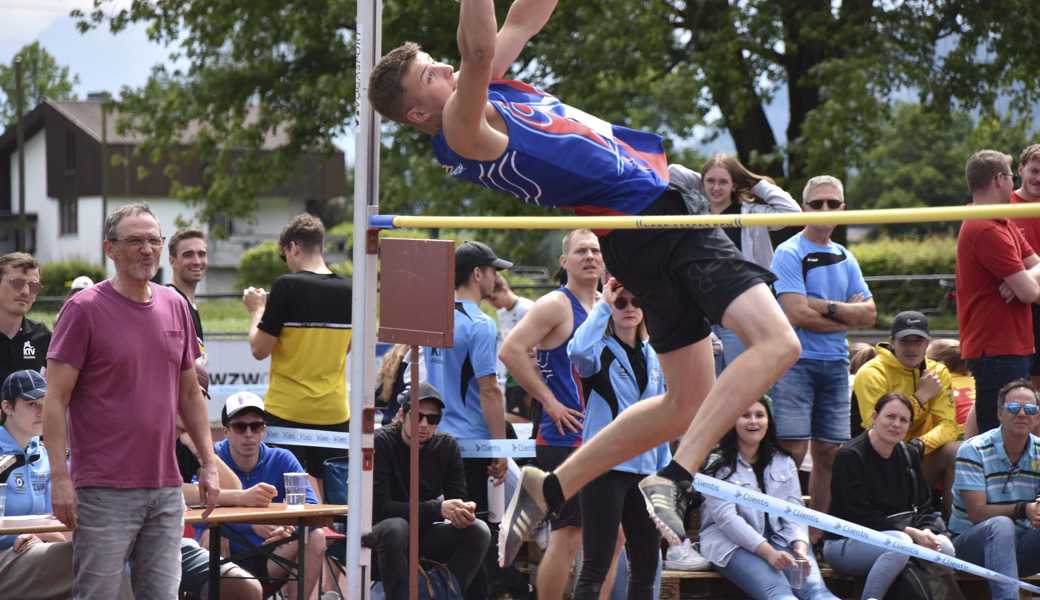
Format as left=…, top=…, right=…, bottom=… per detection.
left=770, top=175, right=876, bottom=523
left=957, top=150, right=1040, bottom=432
left=43, top=203, right=219, bottom=598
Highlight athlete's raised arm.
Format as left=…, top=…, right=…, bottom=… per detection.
left=491, top=0, right=558, bottom=79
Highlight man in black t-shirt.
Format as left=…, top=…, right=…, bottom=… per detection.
left=167, top=229, right=208, bottom=355
left=243, top=214, right=352, bottom=481
left=0, top=253, right=49, bottom=384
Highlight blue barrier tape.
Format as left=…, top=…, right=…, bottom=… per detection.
left=265, top=426, right=536, bottom=458
left=693, top=473, right=1040, bottom=593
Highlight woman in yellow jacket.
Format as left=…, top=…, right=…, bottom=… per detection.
left=852, top=311, right=962, bottom=515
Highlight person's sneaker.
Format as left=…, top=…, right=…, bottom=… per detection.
left=320, top=592, right=343, bottom=600
left=663, top=539, right=710, bottom=571
left=532, top=519, right=550, bottom=551
left=638, top=474, right=692, bottom=547
left=498, top=466, right=550, bottom=568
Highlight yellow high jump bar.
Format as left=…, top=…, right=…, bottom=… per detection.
left=371, top=203, right=1040, bottom=230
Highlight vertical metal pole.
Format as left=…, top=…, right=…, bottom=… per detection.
left=100, top=101, right=109, bottom=263
left=14, top=56, right=26, bottom=251
left=348, top=0, right=382, bottom=598
left=408, top=346, right=420, bottom=600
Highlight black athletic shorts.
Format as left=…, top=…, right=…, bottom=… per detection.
left=536, top=445, right=582, bottom=530
left=599, top=189, right=776, bottom=354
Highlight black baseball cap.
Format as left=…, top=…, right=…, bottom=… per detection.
left=399, top=381, right=446, bottom=412
left=456, top=241, right=513, bottom=274
left=1, top=370, right=46, bottom=403
left=891, top=310, right=930, bottom=340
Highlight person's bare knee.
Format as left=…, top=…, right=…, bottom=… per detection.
left=217, top=567, right=263, bottom=600
left=721, top=284, right=801, bottom=366
left=810, top=441, right=839, bottom=468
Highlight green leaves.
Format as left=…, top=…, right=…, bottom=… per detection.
left=0, top=42, right=79, bottom=124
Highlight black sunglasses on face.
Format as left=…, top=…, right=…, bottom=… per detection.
left=614, top=296, right=641, bottom=310
left=407, top=411, right=442, bottom=425
left=806, top=198, right=844, bottom=210
left=229, top=421, right=267, bottom=434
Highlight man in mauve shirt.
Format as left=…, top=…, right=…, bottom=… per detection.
left=43, top=203, right=220, bottom=599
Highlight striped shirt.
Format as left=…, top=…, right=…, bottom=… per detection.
left=949, top=427, right=1040, bottom=535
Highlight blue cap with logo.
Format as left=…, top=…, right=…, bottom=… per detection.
left=2, top=369, right=47, bottom=403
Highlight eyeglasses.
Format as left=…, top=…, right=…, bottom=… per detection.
left=110, top=236, right=166, bottom=249
left=228, top=421, right=267, bottom=434
left=407, top=412, right=442, bottom=425
left=614, top=296, right=642, bottom=310
left=1004, top=402, right=1040, bottom=416
left=4, top=277, right=41, bottom=295
left=805, top=198, right=844, bottom=210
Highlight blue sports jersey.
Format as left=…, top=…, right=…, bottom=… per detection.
left=431, top=80, right=669, bottom=217
left=0, top=427, right=51, bottom=551
left=424, top=300, right=499, bottom=440
left=535, top=288, right=588, bottom=448
left=771, top=232, right=872, bottom=362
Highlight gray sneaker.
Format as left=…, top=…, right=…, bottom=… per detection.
left=498, top=466, right=549, bottom=568
left=663, top=539, right=711, bottom=571
left=638, top=474, right=691, bottom=547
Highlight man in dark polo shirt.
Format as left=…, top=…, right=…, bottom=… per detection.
left=0, top=253, right=48, bottom=383
left=167, top=228, right=208, bottom=353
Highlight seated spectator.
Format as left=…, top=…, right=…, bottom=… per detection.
left=848, top=344, right=876, bottom=377
left=368, top=382, right=491, bottom=600
left=927, top=338, right=977, bottom=434
left=853, top=311, right=961, bottom=514
left=699, top=397, right=839, bottom=600
left=825, top=393, right=954, bottom=600
left=949, top=380, right=1040, bottom=600
left=209, top=392, right=326, bottom=600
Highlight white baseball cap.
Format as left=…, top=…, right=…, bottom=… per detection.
left=223, top=391, right=265, bottom=424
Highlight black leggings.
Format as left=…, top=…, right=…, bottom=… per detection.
left=573, top=470, right=661, bottom=600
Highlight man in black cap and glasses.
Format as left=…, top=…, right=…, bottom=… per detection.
left=369, top=381, right=491, bottom=600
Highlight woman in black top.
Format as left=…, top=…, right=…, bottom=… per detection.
left=823, top=392, right=954, bottom=600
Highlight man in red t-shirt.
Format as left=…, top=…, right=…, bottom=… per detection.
left=1009, top=144, right=1040, bottom=385
left=957, top=149, right=1040, bottom=432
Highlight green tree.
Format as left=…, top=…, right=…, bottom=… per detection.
left=0, top=42, right=79, bottom=123
left=73, top=1, right=1040, bottom=261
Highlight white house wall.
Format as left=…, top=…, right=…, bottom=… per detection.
left=9, top=130, right=48, bottom=259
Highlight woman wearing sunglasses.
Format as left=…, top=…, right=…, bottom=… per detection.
left=565, top=279, right=669, bottom=599
left=825, top=392, right=954, bottom=600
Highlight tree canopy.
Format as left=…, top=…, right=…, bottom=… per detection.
left=0, top=42, right=79, bottom=124
left=74, top=0, right=1040, bottom=262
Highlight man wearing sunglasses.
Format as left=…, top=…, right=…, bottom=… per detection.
left=0, top=253, right=49, bottom=386
left=368, top=381, right=491, bottom=600
left=957, top=150, right=1040, bottom=434
left=771, top=175, right=876, bottom=526
left=949, top=379, right=1040, bottom=600
left=212, top=391, right=326, bottom=600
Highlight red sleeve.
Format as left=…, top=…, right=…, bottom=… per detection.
left=972, top=222, right=1028, bottom=280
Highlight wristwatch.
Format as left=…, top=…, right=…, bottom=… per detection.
left=826, top=302, right=837, bottom=319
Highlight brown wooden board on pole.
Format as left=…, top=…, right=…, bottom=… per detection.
left=378, top=237, right=455, bottom=348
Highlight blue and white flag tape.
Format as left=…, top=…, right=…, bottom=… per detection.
left=265, top=426, right=536, bottom=458
left=693, top=473, right=1040, bottom=593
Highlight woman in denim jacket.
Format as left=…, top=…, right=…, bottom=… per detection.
left=699, top=398, right=839, bottom=600
left=566, top=281, right=670, bottom=599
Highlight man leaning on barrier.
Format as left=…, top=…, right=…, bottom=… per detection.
left=949, top=379, right=1040, bottom=600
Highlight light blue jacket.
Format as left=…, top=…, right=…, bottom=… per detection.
left=698, top=452, right=808, bottom=567
left=0, top=426, right=52, bottom=550
left=566, top=301, right=670, bottom=475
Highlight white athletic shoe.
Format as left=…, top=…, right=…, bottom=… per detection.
left=663, top=539, right=710, bottom=571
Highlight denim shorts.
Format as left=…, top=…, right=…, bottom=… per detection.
left=772, top=358, right=851, bottom=443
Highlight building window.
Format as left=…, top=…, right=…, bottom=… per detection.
left=59, top=197, right=78, bottom=235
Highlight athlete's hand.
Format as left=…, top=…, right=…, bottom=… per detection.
left=51, top=473, right=77, bottom=529
left=542, top=396, right=583, bottom=435
left=601, top=277, right=624, bottom=307
left=238, top=482, right=278, bottom=508
left=242, top=287, right=267, bottom=314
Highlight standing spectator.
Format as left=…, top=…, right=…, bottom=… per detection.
left=949, top=380, right=1040, bottom=600
left=43, top=203, right=219, bottom=598
left=209, top=392, right=326, bottom=600
left=700, top=397, right=839, bottom=600
left=1011, top=144, right=1040, bottom=387
left=500, top=230, right=605, bottom=597
left=826, top=393, right=954, bottom=600
left=956, top=150, right=1040, bottom=433
left=771, top=175, right=876, bottom=519
left=677, top=154, right=799, bottom=370
left=167, top=228, right=208, bottom=357
left=927, top=338, right=977, bottom=433
left=242, top=213, right=352, bottom=482
left=853, top=311, right=961, bottom=514
left=425, top=240, right=511, bottom=599
left=369, top=381, right=491, bottom=600
left=0, top=253, right=48, bottom=383
left=375, top=344, right=411, bottom=425
left=488, top=272, right=535, bottom=420
left=566, top=282, right=672, bottom=598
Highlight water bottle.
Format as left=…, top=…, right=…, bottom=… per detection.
left=488, top=476, right=504, bottom=523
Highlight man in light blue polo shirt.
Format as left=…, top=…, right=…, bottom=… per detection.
left=950, top=379, right=1040, bottom=600
left=771, top=175, right=876, bottom=521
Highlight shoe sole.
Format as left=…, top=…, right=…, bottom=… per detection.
left=498, top=473, right=529, bottom=568
left=639, top=484, right=683, bottom=548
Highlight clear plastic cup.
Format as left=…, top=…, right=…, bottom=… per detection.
left=283, top=472, right=308, bottom=510
left=785, top=560, right=808, bottom=590
left=0, top=483, right=6, bottom=517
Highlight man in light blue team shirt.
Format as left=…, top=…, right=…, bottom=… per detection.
left=770, top=175, right=876, bottom=523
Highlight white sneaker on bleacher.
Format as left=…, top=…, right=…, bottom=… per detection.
left=663, top=539, right=710, bottom=571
